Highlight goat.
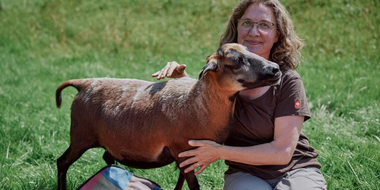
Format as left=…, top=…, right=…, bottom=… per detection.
left=55, top=43, right=281, bottom=190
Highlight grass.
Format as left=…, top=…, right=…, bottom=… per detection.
left=0, top=0, right=379, bottom=189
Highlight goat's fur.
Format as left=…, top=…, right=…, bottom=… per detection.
left=56, top=43, right=281, bottom=190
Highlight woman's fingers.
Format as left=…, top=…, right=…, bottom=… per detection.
left=179, top=157, right=207, bottom=174
left=151, top=61, right=183, bottom=80
left=181, top=161, right=209, bottom=175
left=179, top=154, right=197, bottom=167
left=184, top=162, right=202, bottom=174
left=175, top=64, right=187, bottom=73
left=158, top=62, right=170, bottom=79
left=167, top=63, right=178, bottom=77
left=195, top=165, right=208, bottom=175
left=178, top=149, right=195, bottom=158
left=151, top=71, right=160, bottom=77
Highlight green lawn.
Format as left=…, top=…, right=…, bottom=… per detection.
left=1, top=0, right=379, bottom=189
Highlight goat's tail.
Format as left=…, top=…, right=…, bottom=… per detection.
left=55, top=80, right=83, bottom=108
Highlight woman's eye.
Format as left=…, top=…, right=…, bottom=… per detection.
left=259, top=23, right=270, bottom=29
left=242, top=21, right=252, bottom=26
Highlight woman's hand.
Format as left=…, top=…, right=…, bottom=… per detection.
left=151, top=61, right=188, bottom=80
left=178, top=140, right=223, bottom=175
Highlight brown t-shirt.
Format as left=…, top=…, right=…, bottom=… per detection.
left=224, top=67, right=321, bottom=180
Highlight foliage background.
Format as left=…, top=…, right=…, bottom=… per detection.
left=0, top=0, right=379, bottom=189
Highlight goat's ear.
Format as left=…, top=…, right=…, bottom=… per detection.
left=198, top=61, right=218, bottom=80
left=217, top=47, right=224, bottom=56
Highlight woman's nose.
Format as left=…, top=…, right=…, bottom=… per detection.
left=248, top=25, right=260, bottom=36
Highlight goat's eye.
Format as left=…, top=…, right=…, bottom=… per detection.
left=225, top=57, right=242, bottom=70
left=225, top=64, right=240, bottom=70
left=224, top=50, right=244, bottom=70
left=233, top=57, right=241, bottom=65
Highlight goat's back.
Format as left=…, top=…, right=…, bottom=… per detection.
left=71, top=77, right=200, bottom=122
left=67, top=77, right=213, bottom=137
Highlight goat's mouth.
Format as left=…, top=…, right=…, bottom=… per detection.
left=238, top=75, right=281, bottom=89
left=259, top=71, right=282, bottom=85
left=264, top=76, right=281, bottom=86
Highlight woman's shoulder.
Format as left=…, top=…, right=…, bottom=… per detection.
left=280, top=66, right=302, bottom=82
left=276, top=66, right=306, bottom=94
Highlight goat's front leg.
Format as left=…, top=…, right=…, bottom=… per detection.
left=174, top=170, right=199, bottom=190
left=173, top=149, right=200, bottom=190
left=174, top=172, right=185, bottom=190
left=57, top=170, right=67, bottom=190
left=183, top=171, right=199, bottom=190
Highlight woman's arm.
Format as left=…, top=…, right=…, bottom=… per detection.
left=178, top=115, right=304, bottom=175
left=151, top=61, right=189, bottom=80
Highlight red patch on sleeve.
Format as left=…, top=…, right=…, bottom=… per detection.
left=295, top=100, right=301, bottom=109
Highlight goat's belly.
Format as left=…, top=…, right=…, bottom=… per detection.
left=108, top=145, right=175, bottom=169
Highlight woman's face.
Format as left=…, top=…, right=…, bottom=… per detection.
left=237, top=3, right=279, bottom=60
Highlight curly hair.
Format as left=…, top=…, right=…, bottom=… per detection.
left=219, top=0, right=303, bottom=69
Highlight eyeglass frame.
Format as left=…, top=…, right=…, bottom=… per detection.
left=236, top=19, right=276, bottom=32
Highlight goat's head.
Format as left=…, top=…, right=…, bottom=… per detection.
left=199, top=43, right=282, bottom=91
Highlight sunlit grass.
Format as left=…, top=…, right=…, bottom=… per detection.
left=0, top=0, right=379, bottom=189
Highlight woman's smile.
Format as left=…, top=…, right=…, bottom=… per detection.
left=245, top=39, right=262, bottom=46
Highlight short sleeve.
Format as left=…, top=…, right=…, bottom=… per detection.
left=274, top=69, right=311, bottom=121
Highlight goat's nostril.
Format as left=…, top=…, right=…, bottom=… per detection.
left=272, top=67, right=279, bottom=74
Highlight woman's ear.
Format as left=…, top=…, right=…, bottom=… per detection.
left=274, top=31, right=280, bottom=43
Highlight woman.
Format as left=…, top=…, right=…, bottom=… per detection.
left=152, top=0, right=327, bottom=189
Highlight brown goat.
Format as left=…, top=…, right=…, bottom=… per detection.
left=55, top=43, right=281, bottom=190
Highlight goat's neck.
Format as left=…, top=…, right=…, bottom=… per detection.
left=192, top=75, right=237, bottom=130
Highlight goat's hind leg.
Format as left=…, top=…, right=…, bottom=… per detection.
left=57, top=142, right=93, bottom=190
left=57, top=145, right=83, bottom=190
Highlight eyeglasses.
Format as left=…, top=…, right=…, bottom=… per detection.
left=237, top=19, right=275, bottom=31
